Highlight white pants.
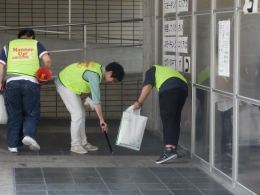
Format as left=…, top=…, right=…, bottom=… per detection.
left=56, top=83, right=87, bottom=146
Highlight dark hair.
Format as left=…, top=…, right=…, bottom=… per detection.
left=18, top=28, right=35, bottom=39
left=106, top=62, right=125, bottom=82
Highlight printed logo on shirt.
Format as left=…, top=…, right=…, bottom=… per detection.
left=12, top=47, right=34, bottom=60
left=77, top=61, right=94, bottom=68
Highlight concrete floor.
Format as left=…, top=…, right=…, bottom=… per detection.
left=0, top=119, right=234, bottom=195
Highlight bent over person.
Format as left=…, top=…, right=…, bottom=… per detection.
left=131, top=65, right=188, bottom=164
left=55, top=61, right=125, bottom=154
left=0, top=28, right=52, bottom=153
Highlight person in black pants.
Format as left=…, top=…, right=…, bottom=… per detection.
left=132, top=65, right=188, bottom=164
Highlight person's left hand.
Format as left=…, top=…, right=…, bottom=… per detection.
left=132, top=101, right=141, bottom=110
left=0, top=81, right=5, bottom=92
left=0, top=83, right=4, bottom=92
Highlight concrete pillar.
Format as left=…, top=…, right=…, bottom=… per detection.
left=142, top=0, right=162, bottom=135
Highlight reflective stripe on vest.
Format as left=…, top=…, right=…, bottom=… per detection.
left=59, top=61, right=103, bottom=95
left=7, top=39, right=39, bottom=77
left=154, top=65, right=187, bottom=91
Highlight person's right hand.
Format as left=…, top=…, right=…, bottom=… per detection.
left=84, top=103, right=92, bottom=111
left=100, top=120, right=108, bottom=132
left=84, top=97, right=95, bottom=111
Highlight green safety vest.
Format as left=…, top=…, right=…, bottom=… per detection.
left=153, top=65, right=187, bottom=91
left=59, top=61, right=103, bottom=95
left=7, top=39, right=39, bottom=77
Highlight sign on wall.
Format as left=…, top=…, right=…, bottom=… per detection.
left=164, top=20, right=184, bottom=36
left=164, top=0, right=176, bottom=13
left=178, top=0, right=189, bottom=12
left=163, top=36, right=188, bottom=53
left=163, top=0, right=188, bottom=14
left=176, top=55, right=183, bottom=71
left=218, top=20, right=230, bottom=77
left=163, top=55, right=183, bottom=70
left=163, top=0, right=189, bottom=72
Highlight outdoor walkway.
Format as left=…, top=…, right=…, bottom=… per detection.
left=0, top=119, right=234, bottom=195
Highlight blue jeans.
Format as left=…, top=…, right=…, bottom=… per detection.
left=4, top=80, right=40, bottom=148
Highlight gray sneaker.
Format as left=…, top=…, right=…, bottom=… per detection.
left=155, top=147, right=177, bottom=164
left=71, top=145, right=88, bottom=154
left=22, top=136, right=40, bottom=151
left=83, top=143, right=98, bottom=152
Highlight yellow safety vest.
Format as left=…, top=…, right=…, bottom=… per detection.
left=59, top=61, right=103, bottom=95
left=7, top=39, right=39, bottom=77
left=197, top=66, right=210, bottom=85
left=154, top=65, right=187, bottom=91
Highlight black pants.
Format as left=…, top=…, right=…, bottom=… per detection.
left=159, top=88, right=188, bottom=146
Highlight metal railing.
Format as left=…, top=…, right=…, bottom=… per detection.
left=0, top=0, right=143, bottom=46
left=0, top=19, right=143, bottom=49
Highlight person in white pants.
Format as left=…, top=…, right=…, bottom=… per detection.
left=55, top=61, right=125, bottom=154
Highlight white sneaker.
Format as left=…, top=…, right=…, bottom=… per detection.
left=83, top=143, right=98, bottom=152
left=8, top=147, right=18, bottom=153
left=22, top=136, right=40, bottom=151
left=71, top=145, right=87, bottom=154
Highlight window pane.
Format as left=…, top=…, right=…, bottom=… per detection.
left=196, top=15, right=211, bottom=86
left=195, top=88, right=210, bottom=162
left=214, top=94, right=233, bottom=176
left=216, top=0, right=234, bottom=9
left=178, top=0, right=192, bottom=14
left=239, top=102, right=260, bottom=194
left=215, top=13, right=234, bottom=92
left=196, top=0, right=211, bottom=11
left=240, top=14, right=260, bottom=100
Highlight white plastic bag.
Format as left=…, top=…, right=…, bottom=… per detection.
left=116, top=106, right=148, bottom=151
left=0, top=94, right=8, bottom=124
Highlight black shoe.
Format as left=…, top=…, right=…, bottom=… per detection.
left=155, top=147, right=177, bottom=164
